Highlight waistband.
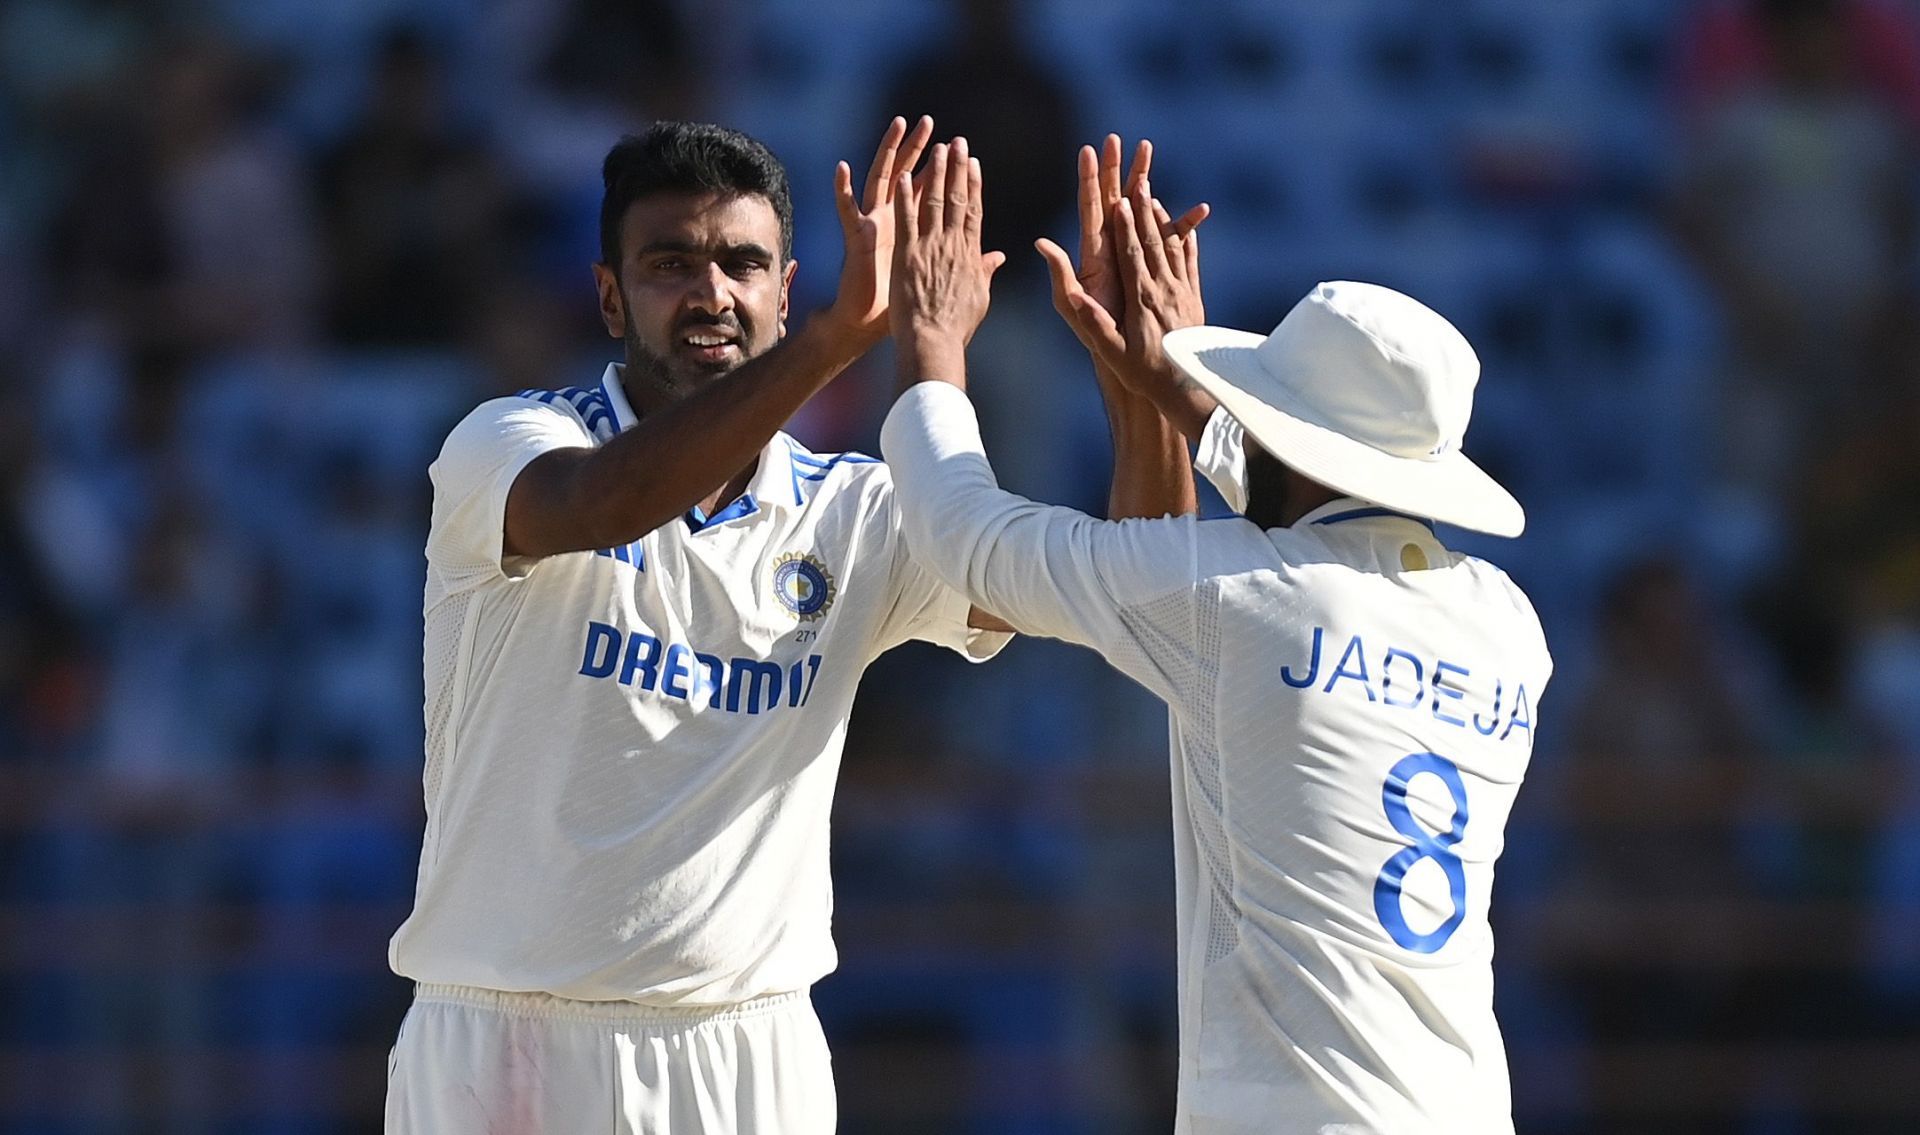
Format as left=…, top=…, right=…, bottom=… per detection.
left=413, top=983, right=808, bottom=1026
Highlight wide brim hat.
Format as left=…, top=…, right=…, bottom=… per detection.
left=1163, top=282, right=1525, bottom=537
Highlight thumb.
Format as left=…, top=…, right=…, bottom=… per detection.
left=1066, top=291, right=1124, bottom=365
left=982, top=250, right=1008, bottom=277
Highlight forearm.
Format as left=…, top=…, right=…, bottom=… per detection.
left=1099, top=362, right=1196, bottom=520
left=514, top=316, right=865, bottom=555
left=1135, top=363, right=1219, bottom=445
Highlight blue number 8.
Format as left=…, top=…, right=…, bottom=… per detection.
left=1372, top=752, right=1469, bottom=953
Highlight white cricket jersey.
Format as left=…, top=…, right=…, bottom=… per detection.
left=389, top=365, right=1007, bottom=1006
left=882, top=384, right=1551, bottom=1134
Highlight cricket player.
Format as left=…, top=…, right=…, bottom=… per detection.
left=381, top=118, right=1035, bottom=1133
left=881, top=144, right=1553, bottom=1132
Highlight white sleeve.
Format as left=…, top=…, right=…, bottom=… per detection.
left=1193, top=404, right=1248, bottom=513
left=869, top=494, right=1014, bottom=662
left=879, top=382, right=1207, bottom=702
left=425, top=396, right=594, bottom=588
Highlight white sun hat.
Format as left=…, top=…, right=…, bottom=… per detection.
left=1162, top=280, right=1525, bottom=537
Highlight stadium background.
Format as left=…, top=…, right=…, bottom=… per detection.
left=3, top=0, right=1919, bottom=1130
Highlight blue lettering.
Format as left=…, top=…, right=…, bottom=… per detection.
left=1282, top=627, right=1323, bottom=688
left=1432, top=661, right=1469, bottom=726
left=1501, top=684, right=1533, bottom=743
left=1323, top=634, right=1377, bottom=702
left=620, top=632, right=662, bottom=690
left=694, top=653, right=724, bottom=709
left=578, top=622, right=620, bottom=678
left=788, top=659, right=806, bottom=706
left=1381, top=648, right=1425, bottom=709
left=802, top=655, right=823, bottom=705
left=727, top=659, right=783, bottom=714
left=1473, top=680, right=1503, bottom=736
left=662, top=644, right=692, bottom=700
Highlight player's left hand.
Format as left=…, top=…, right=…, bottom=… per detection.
left=890, top=137, right=1006, bottom=388
left=826, top=115, right=935, bottom=348
left=1051, top=176, right=1208, bottom=402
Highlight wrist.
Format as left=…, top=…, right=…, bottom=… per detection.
left=814, top=304, right=882, bottom=359
left=894, top=323, right=969, bottom=389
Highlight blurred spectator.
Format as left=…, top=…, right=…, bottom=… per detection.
left=48, top=31, right=318, bottom=369
left=1670, top=0, right=1920, bottom=496
left=880, top=0, right=1078, bottom=282
left=1678, top=0, right=1920, bottom=133
left=317, top=27, right=510, bottom=346
left=539, top=0, right=706, bottom=124
left=1563, top=558, right=1778, bottom=902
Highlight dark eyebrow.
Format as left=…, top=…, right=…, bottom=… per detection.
left=634, top=240, right=778, bottom=262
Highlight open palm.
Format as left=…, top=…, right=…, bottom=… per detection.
left=830, top=116, right=934, bottom=345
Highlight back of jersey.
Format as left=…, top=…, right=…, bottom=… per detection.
left=1175, top=511, right=1550, bottom=1134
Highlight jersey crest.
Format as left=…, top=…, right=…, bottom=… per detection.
left=771, top=552, right=836, bottom=621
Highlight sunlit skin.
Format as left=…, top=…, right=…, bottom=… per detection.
left=592, top=191, right=799, bottom=417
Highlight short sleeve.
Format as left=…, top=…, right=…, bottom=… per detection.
left=869, top=473, right=1013, bottom=663
left=1194, top=405, right=1249, bottom=514
left=426, top=397, right=594, bottom=589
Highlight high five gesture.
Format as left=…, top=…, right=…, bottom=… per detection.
left=890, top=137, right=1007, bottom=390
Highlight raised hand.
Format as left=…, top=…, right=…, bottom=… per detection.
left=1050, top=167, right=1209, bottom=407
left=889, top=137, right=1007, bottom=389
left=1035, top=136, right=1207, bottom=356
left=827, top=115, right=935, bottom=347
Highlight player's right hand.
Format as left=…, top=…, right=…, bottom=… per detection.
left=824, top=115, right=935, bottom=349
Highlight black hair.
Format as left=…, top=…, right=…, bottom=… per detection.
left=598, top=121, right=794, bottom=271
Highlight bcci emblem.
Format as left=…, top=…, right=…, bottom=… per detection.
left=771, top=552, right=836, bottom=621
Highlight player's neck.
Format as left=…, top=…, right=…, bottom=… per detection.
left=696, top=464, right=758, bottom=518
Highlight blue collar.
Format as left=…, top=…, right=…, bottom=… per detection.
left=1311, top=505, right=1436, bottom=533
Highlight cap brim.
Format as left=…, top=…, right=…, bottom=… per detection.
left=1164, top=325, right=1526, bottom=538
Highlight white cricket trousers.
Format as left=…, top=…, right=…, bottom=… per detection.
left=385, top=983, right=836, bottom=1134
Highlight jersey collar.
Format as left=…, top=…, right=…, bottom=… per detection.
left=1298, top=497, right=1437, bottom=533
left=598, top=362, right=793, bottom=532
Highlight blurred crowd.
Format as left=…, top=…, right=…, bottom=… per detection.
left=3, top=0, right=1920, bottom=1131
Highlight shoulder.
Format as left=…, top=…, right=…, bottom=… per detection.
left=1456, top=553, right=1552, bottom=665
left=506, top=384, right=619, bottom=442
left=777, top=432, right=889, bottom=507
left=432, top=392, right=599, bottom=481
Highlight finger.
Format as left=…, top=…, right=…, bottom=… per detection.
left=982, top=250, right=1006, bottom=276
left=1167, top=201, right=1210, bottom=241
left=863, top=116, right=908, bottom=207
left=1076, top=144, right=1102, bottom=265
left=887, top=115, right=935, bottom=207
left=1068, top=291, right=1125, bottom=367
left=1185, top=226, right=1202, bottom=302
left=1036, top=237, right=1081, bottom=315
left=947, top=136, right=971, bottom=225
left=1152, top=200, right=1186, bottom=283
left=834, top=161, right=859, bottom=235
left=1113, top=196, right=1149, bottom=304
left=1099, top=134, right=1123, bottom=211
left=1130, top=179, right=1171, bottom=278
left=1124, top=138, right=1152, bottom=198
left=966, top=155, right=983, bottom=246
left=894, top=169, right=916, bottom=245
left=1039, top=238, right=1122, bottom=352
left=920, top=142, right=948, bottom=230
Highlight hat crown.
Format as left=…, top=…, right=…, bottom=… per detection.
left=1252, top=282, right=1479, bottom=460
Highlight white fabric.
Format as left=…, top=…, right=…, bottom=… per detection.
left=1163, top=282, right=1524, bottom=537
left=1194, top=405, right=1250, bottom=514
left=882, top=382, right=1553, bottom=1134
left=385, top=984, right=834, bottom=1134
left=390, top=364, right=1009, bottom=1007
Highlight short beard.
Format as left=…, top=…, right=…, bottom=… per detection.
left=621, top=307, right=751, bottom=414
left=622, top=315, right=681, bottom=412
